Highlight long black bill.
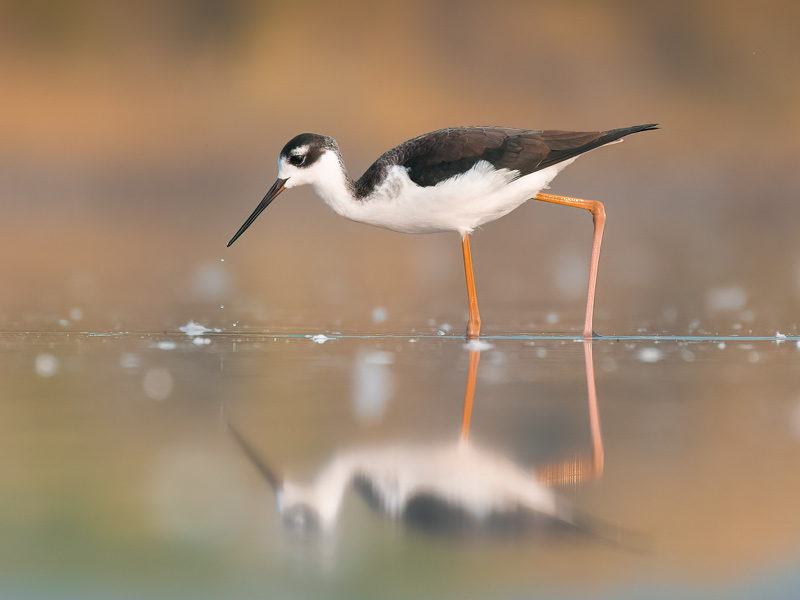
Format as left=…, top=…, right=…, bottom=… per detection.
left=227, top=178, right=288, bottom=247
left=226, top=420, right=283, bottom=492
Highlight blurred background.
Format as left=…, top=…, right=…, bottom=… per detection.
left=4, top=3, right=800, bottom=599
left=2, top=0, right=800, bottom=335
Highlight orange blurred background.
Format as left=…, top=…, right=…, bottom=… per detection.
left=2, top=0, right=799, bottom=334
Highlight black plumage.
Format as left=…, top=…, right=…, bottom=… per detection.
left=354, top=124, right=658, bottom=197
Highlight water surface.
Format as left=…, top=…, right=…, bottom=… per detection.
left=4, top=329, right=800, bottom=599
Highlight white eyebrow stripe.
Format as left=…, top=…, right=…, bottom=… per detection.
left=290, top=145, right=309, bottom=156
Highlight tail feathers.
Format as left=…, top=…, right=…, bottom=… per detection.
left=537, top=123, right=658, bottom=171
left=602, top=123, right=659, bottom=144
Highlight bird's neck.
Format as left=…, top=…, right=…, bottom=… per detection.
left=308, top=152, right=363, bottom=220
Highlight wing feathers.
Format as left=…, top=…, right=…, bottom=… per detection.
left=354, top=124, right=657, bottom=195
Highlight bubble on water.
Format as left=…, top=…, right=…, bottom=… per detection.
left=156, top=341, right=177, bottom=350
left=705, top=285, right=746, bottom=312
left=368, top=350, right=394, bottom=365
left=464, top=339, right=493, bottom=352
left=120, top=353, right=141, bottom=369
left=601, top=357, right=617, bottom=372
left=637, top=347, right=663, bottom=363
left=717, top=342, right=726, bottom=350
left=69, top=308, right=83, bottom=321
left=310, top=334, right=330, bottom=344
left=143, top=368, right=174, bottom=401
left=192, top=337, right=211, bottom=346
left=35, top=353, right=59, bottom=377
left=439, top=323, right=452, bottom=332
left=546, top=313, right=559, bottom=324
left=352, top=351, right=395, bottom=423
left=192, top=264, right=231, bottom=300
left=179, top=321, right=210, bottom=337
left=371, top=307, right=388, bottom=323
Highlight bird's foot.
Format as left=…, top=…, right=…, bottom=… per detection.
left=465, top=321, right=481, bottom=339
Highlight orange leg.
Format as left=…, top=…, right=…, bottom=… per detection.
left=461, top=233, right=482, bottom=338
left=534, top=192, right=606, bottom=338
left=460, top=349, right=481, bottom=443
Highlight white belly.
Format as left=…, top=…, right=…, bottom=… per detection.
left=349, top=159, right=577, bottom=235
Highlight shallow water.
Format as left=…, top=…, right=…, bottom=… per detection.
left=4, top=328, right=800, bottom=599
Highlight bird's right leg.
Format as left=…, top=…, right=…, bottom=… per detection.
left=533, top=192, right=606, bottom=338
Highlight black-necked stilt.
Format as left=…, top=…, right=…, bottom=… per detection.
left=227, top=125, right=658, bottom=337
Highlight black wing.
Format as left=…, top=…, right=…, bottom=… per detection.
left=355, top=124, right=657, bottom=195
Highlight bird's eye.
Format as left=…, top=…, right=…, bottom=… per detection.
left=289, top=155, right=305, bottom=166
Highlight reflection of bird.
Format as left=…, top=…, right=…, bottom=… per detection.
left=227, top=125, right=657, bottom=337
left=227, top=422, right=639, bottom=546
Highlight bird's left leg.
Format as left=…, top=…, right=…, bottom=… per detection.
left=461, top=233, right=482, bottom=338
left=533, top=192, right=606, bottom=338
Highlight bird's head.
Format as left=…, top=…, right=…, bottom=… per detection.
left=278, top=133, right=340, bottom=188
left=227, top=133, right=341, bottom=247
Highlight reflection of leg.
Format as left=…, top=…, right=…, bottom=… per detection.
left=461, top=233, right=482, bottom=338
left=536, top=340, right=604, bottom=484
left=460, top=349, right=481, bottom=444
left=583, top=339, right=604, bottom=477
left=533, top=192, right=606, bottom=338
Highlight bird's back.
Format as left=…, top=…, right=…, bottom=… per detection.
left=354, top=124, right=657, bottom=198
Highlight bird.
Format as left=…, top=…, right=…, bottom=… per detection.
left=227, top=124, right=658, bottom=337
